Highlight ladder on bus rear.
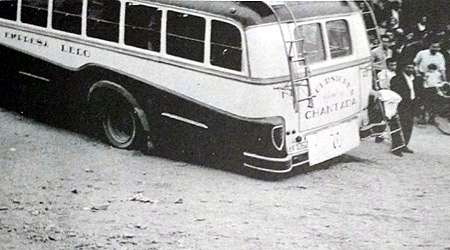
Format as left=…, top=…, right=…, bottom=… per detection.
left=265, top=2, right=315, bottom=112
left=358, top=0, right=406, bottom=148
left=359, top=0, right=384, bottom=77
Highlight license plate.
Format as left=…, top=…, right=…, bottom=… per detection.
left=287, top=140, right=308, bottom=154
left=306, top=118, right=360, bottom=165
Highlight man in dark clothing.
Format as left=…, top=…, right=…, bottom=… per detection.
left=390, top=62, right=419, bottom=156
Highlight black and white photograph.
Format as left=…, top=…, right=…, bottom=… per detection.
left=0, top=0, right=449, bottom=249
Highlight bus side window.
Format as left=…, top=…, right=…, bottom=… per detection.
left=210, top=20, right=242, bottom=72
left=124, top=3, right=162, bottom=52
left=52, top=0, right=82, bottom=34
left=166, top=11, right=205, bottom=63
left=21, top=0, right=48, bottom=27
left=87, top=0, right=120, bottom=42
left=326, top=20, right=352, bottom=58
left=0, top=0, right=18, bottom=21
left=294, top=23, right=325, bottom=64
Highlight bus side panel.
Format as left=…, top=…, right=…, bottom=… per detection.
left=0, top=42, right=289, bottom=168
left=70, top=66, right=288, bottom=161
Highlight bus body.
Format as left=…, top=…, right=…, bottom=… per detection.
left=0, top=1, right=373, bottom=173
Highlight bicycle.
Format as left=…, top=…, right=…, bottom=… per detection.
left=434, top=82, right=450, bottom=135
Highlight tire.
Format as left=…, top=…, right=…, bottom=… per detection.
left=100, top=98, right=145, bottom=150
left=435, top=116, right=450, bottom=136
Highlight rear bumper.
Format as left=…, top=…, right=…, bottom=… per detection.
left=243, top=151, right=309, bottom=173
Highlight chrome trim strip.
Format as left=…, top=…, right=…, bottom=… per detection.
left=161, top=112, right=208, bottom=129
left=243, top=156, right=308, bottom=173
left=292, top=160, right=309, bottom=167
left=18, top=71, right=50, bottom=82
left=243, top=152, right=292, bottom=162
left=243, top=163, right=293, bottom=174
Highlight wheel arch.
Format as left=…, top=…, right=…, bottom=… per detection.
left=87, top=80, right=150, bottom=133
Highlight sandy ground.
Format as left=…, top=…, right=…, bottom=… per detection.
left=0, top=107, right=450, bottom=250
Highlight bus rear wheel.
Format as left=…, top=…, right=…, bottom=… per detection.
left=99, top=98, right=144, bottom=150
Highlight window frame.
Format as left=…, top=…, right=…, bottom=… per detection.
left=293, top=22, right=326, bottom=64
left=85, top=0, right=122, bottom=43
left=165, top=9, right=207, bottom=64
left=208, top=18, right=244, bottom=73
left=123, top=1, right=163, bottom=53
left=161, top=7, right=247, bottom=75
left=325, top=19, right=353, bottom=59
left=51, top=0, right=84, bottom=35
left=19, top=0, right=50, bottom=28
left=294, top=18, right=354, bottom=64
left=0, top=0, right=19, bottom=21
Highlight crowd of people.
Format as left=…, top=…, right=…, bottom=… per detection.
left=363, top=0, right=450, bottom=156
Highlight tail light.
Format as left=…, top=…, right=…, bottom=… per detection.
left=271, top=125, right=285, bottom=151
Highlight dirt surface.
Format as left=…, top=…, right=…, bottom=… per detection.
left=1, top=107, right=450, bottom=250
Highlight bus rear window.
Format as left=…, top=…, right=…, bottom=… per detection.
left=294, top=23, right=325, bottom=63
left=326, top=20, right=352, bottom=58
left=87, top=0, right=120, bottom=42
left=21, top=0, right=48, bottom=27
left=52, top=0, right=82, bottom=34
left=0, top=0, right=17, bottom=21
left=125, top=3, right=162, bottom=52
left=166, top=11, right=205, bottom=63
left=210, top=20, right=242, bottom=71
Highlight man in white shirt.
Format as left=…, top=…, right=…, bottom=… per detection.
left=414, top=40, right=447, bottom=124
left=414, top=41, right=446, bottom=81
left=372, top=35, right=393, bottom=69
left=377, top=58, right=397, bottom=89
left=373, top=58, right=399, bottom=143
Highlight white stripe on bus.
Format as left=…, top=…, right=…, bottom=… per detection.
left=161, top=112, right=208, bottom=129
left=18, top=71, right=50, bottom=82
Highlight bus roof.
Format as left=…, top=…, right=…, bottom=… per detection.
left=150, top=1, right=361, bottom=27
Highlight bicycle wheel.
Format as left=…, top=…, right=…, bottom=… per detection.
left=435, top=116, right=450, bottom=135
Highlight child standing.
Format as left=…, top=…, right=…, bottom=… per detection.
left=421, top=63, right=444, bottom=124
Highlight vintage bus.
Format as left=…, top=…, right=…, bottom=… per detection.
left=0, top=1, right=374, bottom=173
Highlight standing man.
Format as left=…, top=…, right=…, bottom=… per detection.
left=377, top=58, right=398, bottom=89
left=414, top=39, right=446, bottom=81
left=373, top=58, right=398, bottom=143
left=372, top=35, right=393, bottom=69
left=413, top=39, right=446, bottom=123
left=390, top=62, right=418, bottom=156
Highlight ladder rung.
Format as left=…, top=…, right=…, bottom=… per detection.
left=293, top=77, right=309, bottom=82
left=297, top=96, right=316, bottom=102
left=370, top=122, right=387, bottom=127
left=366, top=27, right=378, bottom=32
left=293, top=64, right=309, bottom=69
left=361, top=11, right=372, bottom=15
left=286, top=39, right=304, bottom=44
left=389, top=128, right=402, bottom=134
left=294, top=84, right=310, bottom=88
left=291, top=57, right=306, bottom=62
